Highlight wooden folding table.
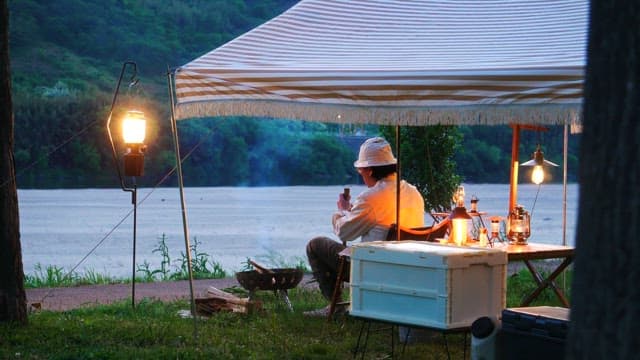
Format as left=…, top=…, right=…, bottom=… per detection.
left=504, top=243, right=574, bottom=307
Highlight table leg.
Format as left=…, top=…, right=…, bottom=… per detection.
left=352, top=320, right=372, bottom=360
left=521, top=256, right=573, bottom=307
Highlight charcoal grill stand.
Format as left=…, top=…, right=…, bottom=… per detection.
left=246, top=289, right=294, bottom=312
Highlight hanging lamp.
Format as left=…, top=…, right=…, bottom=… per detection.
left=521, top=144, right=558, bottom=185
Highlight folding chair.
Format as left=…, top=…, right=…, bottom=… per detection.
left=385, top=217, right=450, bottom=241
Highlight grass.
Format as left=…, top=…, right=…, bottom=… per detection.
left=0, top=287, right=469, bottom=360
left=3, top=265, right=571, bottom=359
left=17, top=233, right=571, bottom=359
left=506, top=266, right=573, bottom=307
left=23, top=234, right=238, bottom=289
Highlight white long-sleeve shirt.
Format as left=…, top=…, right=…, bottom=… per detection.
left=332, top=174, right=425, bottom=243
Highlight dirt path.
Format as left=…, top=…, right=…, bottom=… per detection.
left=26, top=275, right=316, bottom=312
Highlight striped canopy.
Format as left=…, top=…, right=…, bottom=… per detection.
left=174, top=0, right=588, bottom=126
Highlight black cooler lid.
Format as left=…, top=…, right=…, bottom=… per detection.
left=501, top=306, right=570, bottom=339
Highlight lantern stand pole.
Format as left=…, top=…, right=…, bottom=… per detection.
left=131, top=180, right=137, bottom=309
left=106, top=61, right=139, bottom=308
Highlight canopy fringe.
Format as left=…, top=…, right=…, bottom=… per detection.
left=175, top=100, right=582, bottom=126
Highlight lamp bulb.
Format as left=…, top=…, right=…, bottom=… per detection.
left=531, top=165, right=544, bottom=184
left=122, top=110, right=147, bottom=144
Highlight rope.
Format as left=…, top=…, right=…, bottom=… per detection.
left=0, top=116, right=100, bottom=190
left=33, top=122, right=220, bottom=305
left=529, top=184, right=542, bottom=219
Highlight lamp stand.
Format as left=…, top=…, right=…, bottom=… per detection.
left=105, top=61, right=143, bottom=309
left=131, top=181, right=137, bottom=308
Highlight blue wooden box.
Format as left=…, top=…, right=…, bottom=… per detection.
left=349, top=241, right=507, bottom=329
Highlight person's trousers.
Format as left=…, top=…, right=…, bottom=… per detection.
left=306, top=236, right=350, bottom=301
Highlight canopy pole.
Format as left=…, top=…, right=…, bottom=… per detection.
left=563, top=124, right=568, bottom=247
left=167, top=68, right=198, bottom=337
left=395, top=125, right=401, bottom=240
left=509, top=125, right=520, bottom=213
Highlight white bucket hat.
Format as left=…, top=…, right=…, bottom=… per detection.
left=353, top=137, right=397, bottom=168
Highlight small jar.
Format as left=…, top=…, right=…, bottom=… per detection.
left=478, top=227, right=489, bottom=247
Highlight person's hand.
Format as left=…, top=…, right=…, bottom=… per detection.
left=337, top=191, right=351, bottom=211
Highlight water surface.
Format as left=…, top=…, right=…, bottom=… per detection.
left=19, top=184, right=578, bottom=277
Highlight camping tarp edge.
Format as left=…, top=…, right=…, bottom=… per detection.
left=175, top=100, right=582, bottom=126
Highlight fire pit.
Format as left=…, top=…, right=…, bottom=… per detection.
left=235, top=267, right=303, bottom=311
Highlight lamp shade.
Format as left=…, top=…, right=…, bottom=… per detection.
left=122, top=110, right=146, bottom=144
left=521, top=145, right=558, bottom=184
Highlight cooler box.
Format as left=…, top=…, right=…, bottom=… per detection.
left=349, top=241, right=507, bottom=329
left=500, top=306, right=570, bottom=360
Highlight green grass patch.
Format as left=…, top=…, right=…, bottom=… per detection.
left=0, top=288, right=467, bottom=360
left=4, top=269, right=571, bottom=359
left=506, top=266, right=572, bottom=307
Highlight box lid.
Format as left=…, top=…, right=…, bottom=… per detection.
left=502, top=306, right=570, bottom=339
left=350, top=241, right=507, bottom=268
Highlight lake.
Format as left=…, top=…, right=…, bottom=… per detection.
left=18, top=183, right=578, bottom=278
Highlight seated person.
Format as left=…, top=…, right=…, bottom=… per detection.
left=305, top=137, right=425, bottom=316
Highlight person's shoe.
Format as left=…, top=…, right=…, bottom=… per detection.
left=334, top=304, right=348, bottom=316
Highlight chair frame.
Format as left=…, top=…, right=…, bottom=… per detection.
left=385, top=217, right=450, bottom=241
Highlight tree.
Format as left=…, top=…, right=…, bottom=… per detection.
left=566, top=1, right=640, bottom=358
left=0, top=0, right=27, bottom=323
left=381, top=126, right=462, bottom=212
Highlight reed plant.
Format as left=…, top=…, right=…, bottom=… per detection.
left=24, top=234, right=232, bottom=288
left=136, top=234, right=228, bottom=282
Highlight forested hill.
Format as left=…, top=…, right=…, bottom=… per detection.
left=8, top=0, right=299, bottom=97
left=7, top=0, right=579, bottom=189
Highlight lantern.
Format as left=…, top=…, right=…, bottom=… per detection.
left=489, top=216, right=502, bottom=244
left=507, top=205, right=531, bottom=244
left=470, top=195, right=479, bottom=213
left=450, top=206, right=472, bottom=246
left=122, top=110, right=147, bottom=177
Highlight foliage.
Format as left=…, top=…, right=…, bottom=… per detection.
left=23, top=233, right=313, bottom=288
left=381, top=125, right=463, bottom=212
left=176, top=237, right=227, bottom=280
left=7, top=0, right=580, bottom=189
left=8, top=0, right=299, bottom=96
left=455, top=125, right=580, bottom=184
left=136, top=234, right=227, bottom=281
